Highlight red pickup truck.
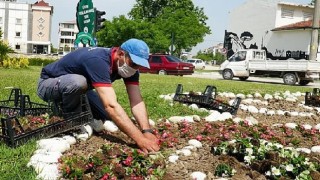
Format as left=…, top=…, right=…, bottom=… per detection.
left=139, top=54, right=195, bottom=76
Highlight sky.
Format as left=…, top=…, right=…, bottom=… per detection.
left=20, top=0, right=312, bottom=55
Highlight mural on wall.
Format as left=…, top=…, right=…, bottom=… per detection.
left=224, top=30, right=308, bottom=60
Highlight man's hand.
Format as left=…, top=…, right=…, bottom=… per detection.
left=136, top=135, right=160, bottom=153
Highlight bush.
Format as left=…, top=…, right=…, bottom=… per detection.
left=28, top=58, right=57, bottom=66
left=2, top=57, right=29, bottom=68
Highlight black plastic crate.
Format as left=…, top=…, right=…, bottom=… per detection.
left=0, top=94, right=93, bottom=147
left=173, top=84, right=241, bottom=115
left=0, top=88, right=50, bottom=117
left=305, top=88, right=320, bottom=107
left=173, top=84, right=216, bottom=104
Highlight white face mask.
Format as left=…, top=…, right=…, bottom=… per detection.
left=117, top=55, right=137, bottom=78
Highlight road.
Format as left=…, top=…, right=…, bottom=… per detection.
left=185, top=65, right=320, bottom=88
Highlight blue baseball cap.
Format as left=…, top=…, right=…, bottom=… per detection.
left=121, top=39, right=150, bottom=68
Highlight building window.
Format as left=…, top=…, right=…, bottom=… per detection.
left=281, top=8, right=294, bottom=18
left=16, top=18, right=22, bottom=24
left=303, top=11, right=313, bottom=20
left=16, top=32, right=21, bottom=37
left=15, top=44, right=20, bottom=50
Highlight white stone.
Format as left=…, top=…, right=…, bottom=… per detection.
left=205, top=111, right=221, bottom=122
left=232, top=117, right=243, bottom=123
left=315, top=124, right=320, bottom=130
left=290, top=111, right=299, bottom=116
left=192, top=115, right=201, bottom=122
left=189, top=104, right=199, bottom=110
left=276, top=110, right=285, bottom=116
left=168, top=116, right=186, bottom=123
left=272, top=123, right=283, bottom=127
left=76, top=133, right=89, bottom=141
left=252, top=99, right=262, bottom=104
left=285, top=123, right=298, bottom=129
left=286, top=97, right=297, bottom=102
left=198, top=108, right=209, bottom=112
left=302, top=124, right=312, bottom=130
left=163, top=95, right=173, bottom=101
left=183, top=145, right=196, bottom=151
left=103, top=121, right=119, bottom=132
left=248, top=105, right=259, bottom=113
left=190, top=171, right=207, bottom=180
left=259, top=108, right=268, bottom=114
left=149, top=119, right=156, bottom=126
left=183, top=116, right=195, bottom=123
left=236, top=93, right=246, bottom=99
left=245, top=116, right=258, bottom=125
left=311, top=146, right=320, bottom=153
left=178, top=149, right=192, bottom=156
left=254, top=92, right=262, bottom=98
left=239, top=104, right=248, bottom=111
left=296, top=148, right=311, bottom=154
left=242, top=99, right=253, bottom=104
left=246, top=94, right=253, bottom=98
left=62, top=135, right=77, bottom=145
left=264, top=94, right=273, bottom=100
left=266, top=110, right=275, bottom=116
left=36, top=164, right=60, bottom=180
left=188, top=139, right=202, bottom=148
left=221, top=112, right=232, bottom=120
left=37, top=138, right=70, bottom=153
left=168, top=154, right=179, bottom=163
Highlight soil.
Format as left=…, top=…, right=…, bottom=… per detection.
left=61, top=94, right=320, bottom=180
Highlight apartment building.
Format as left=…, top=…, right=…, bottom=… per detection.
left=228, top=0, right=314, bottom=58
left=58, top=20, right=78, bottom=53
left=0, top=0, right=53, bottom=54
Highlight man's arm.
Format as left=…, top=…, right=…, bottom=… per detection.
left=125, top=84, right=150, bottom=129
left=125, top=84, right=159, bottom=143
left=94, top=86, right=159, bottom=153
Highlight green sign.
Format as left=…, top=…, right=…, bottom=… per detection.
left=76, top=0, right=95, bottom=35
left=74, top=32, right=96, bottom=47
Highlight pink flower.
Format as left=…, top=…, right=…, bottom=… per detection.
left=123, top=156, right=133, bottom=166
left=196, top=135, right=203, bottom=141
left=100, top=174, right=109, bottom=180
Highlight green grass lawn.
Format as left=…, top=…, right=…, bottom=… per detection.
left=0, top=66, right=313, bottom=179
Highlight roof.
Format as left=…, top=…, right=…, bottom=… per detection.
left=271, top=20, right=318, bottom=31
left=278, top=2, right=314, bottom=8
left=33, top=0, right=50, bottom=7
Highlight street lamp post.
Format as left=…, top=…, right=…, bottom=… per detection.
left=309, top=0, right=320, bottom=60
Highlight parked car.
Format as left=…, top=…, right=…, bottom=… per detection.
left=139, top=54, right=195, bottom=76
left=186, top=59, right=206, bottom=70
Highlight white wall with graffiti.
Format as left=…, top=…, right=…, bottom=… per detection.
left=228, top=0, right=316, bottom=60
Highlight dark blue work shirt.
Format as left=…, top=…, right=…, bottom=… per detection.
left=40, top=47, right=139, bottom=88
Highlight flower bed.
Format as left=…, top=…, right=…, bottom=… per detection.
left=29, top=90, right=320, bottom=179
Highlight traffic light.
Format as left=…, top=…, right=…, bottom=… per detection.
left=94, top=9, right=106, bottom=33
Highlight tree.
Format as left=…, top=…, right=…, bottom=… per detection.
left=129, top=0, right=210, bottom=54
left=96, top=0, right=211, bottom=55
left=0, top=28, right=13, bottom=66
left=96, top=15, right=170, bottom=53
left=311, top=0, right=315, bottom=5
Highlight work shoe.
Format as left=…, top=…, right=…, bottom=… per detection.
left=88, top=119, right=105, bottom=133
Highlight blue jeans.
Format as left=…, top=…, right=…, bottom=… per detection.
left=37, top=74, right=110, bottom=120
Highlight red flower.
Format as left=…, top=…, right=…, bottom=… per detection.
left=123, top=156, right=133, bottom=166
left=196, top=135, right=203, bottom=141
left=100, top=174, right=109, bottom=180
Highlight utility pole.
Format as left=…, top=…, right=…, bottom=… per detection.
left=309, top=0, right=320, bottom=60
